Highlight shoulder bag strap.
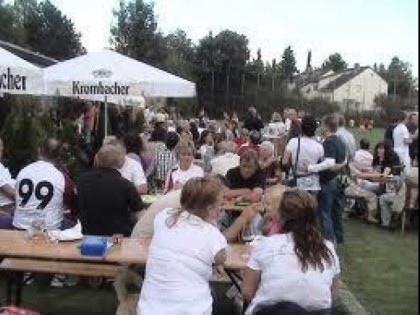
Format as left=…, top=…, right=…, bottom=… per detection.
left=291, top=136, right=301, bottom=179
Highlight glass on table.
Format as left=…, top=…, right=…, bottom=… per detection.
left=25, top=217, right=46, bottom=241
left=241, top=216, right=262, bottom=243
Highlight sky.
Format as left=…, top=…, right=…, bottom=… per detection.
left=21, top=0, right=420, bottom=77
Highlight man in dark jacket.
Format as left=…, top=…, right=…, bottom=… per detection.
left=77, top=144, right=144, bottom=237
left=243, top=106, right=264, bottom=132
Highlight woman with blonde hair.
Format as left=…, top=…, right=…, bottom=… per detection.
left=242, top=189, right=341, bottom=314
left=164, top=140, right=204, bottom=192
left=259, top=141, right=282, bottom=186
left=261, top=184, right=287, bottom=235
left=137, top=176, right=228, bottom=315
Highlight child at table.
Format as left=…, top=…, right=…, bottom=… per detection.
left=137, top=176, right=227, bottom=315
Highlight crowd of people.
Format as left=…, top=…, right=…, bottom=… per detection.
left=0, top=102, right=418, bottom=314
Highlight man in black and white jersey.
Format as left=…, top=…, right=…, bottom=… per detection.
left=13, top=138, right=76, bottom=230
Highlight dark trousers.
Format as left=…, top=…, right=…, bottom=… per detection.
left=318, top=178, right=338, bottom=243
left=332, top=193, right=344, bottom=243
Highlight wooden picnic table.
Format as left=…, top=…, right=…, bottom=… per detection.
left=0, top=230, right=250, bottom=270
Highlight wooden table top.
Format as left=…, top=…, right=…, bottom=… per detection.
left=0, top=230, right=250, bottom=270
left=221, top=200, right=249, bottom=212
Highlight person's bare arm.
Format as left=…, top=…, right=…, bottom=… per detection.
left=281, top=149, right=291, bottom=168
left=223, top=204, right=261, bottom=242
left=404, top=137, right=413, bottom=144
left=0, top=184, right=15, bottom=200
left=242, top=187, right=263, bottom=202
left=357, top=171, right=381, bottom=180
left=241, top=267, right=261, bottom=301
left=307, top=158, right=336, bottom=173
left=330, top=159, right=347, bottom=172
left=214, top=248, right=227, bottom=266
left=331, top=275, right=342, bottom=302
left=136, top=183, right=148, bottom=195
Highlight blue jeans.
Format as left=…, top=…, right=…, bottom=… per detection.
left=318, top=178, right=338, bottom=243
left=0, top=213, right=13, bottom=229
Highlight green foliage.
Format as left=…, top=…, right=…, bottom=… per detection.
left=0, top=0, right=84, bottom=60
left=0, top=97, right=47, bottom=176
left=374, top=93, right=409, bottom=116
left=163, top=29, right=196, bottom=81
left=110, top=0, right=167, bottom=66
left=379, top=57, right=417, bottom=99
left=0, top=2, right=23, bottom=44
left=279, top=46, right=298, bottom=82
left=166, top=98, right=199, bottom=119
left=301, top=96, right=341, bottom=119
left=126, top=109, right=145, bottom=133
left=321, top=53, right=348, bottom=72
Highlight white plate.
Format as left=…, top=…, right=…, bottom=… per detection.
left=142, top=194, right=161, bottom=204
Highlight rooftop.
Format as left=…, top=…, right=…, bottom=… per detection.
left=0, top=40, right=58, bottom=68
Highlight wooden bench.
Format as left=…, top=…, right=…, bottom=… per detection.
left=0, top=258, right=123, bottom=305
left=0, top=258, right=122, bottom=277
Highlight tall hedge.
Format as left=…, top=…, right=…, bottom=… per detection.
left=1, top=97, right=49, bottom=176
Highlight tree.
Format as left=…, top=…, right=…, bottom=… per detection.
left=321, top=53, right=347, bottom=72
left=195, top=30, right=249, bottom=114
left=164, top=29, right=196, bottom=80
left=214, top=30, right=250, bottom=74
left=110, top=0, right=167, bottom=66
left=1, top=97, right=48, bottom=175
left=384, top=57, right=416, bottom=99
left=2, top=0, right=85, bottom=60
left=279, top=46, right=298, bottom=82
left=0, top=1, right=24, bottom=45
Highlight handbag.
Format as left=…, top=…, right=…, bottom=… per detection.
left=285, top=136, right=301, bottom=187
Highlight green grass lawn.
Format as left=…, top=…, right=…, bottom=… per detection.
left=350, top=127, right=385, bottom=149
left=338, top=218, right=418, bottom=314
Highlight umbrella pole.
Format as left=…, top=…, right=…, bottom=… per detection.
left=104, top=95, right=108, bottom=137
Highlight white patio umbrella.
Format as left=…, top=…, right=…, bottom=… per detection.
left=43, top=50, right=196, bottom=135
left=0, top=47, right=43, bottom=95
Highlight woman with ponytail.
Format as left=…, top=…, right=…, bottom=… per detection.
left=242, top=189, right=341, bottom=315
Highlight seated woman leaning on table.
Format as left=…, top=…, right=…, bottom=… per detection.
left=137, top=176, right=227, bottom=315
left=351, top=140, right=402, bottom=192
left=242, top=189, right=341, bottom=315
left=163, top=140, right=204, bottom=193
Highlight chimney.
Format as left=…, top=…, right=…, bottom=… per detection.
left=354, top=63, right=360, bottom=71
left=306, top=50, right=312, bottom=73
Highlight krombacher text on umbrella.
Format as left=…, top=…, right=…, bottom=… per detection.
left=72, top=81, right=130, bottom=95
left=0, top=68, right=27, bottom=91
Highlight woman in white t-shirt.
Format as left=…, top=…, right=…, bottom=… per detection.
left=137, top=176, right=228, bottom=315
left=282, top=116, right=324, bottom=192
left=164, top=140, right=204, bottom=193
left=242, top=189, right=341, bottom=314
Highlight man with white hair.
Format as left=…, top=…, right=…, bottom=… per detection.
left=103, top=138, right=148, bottom=194
left=209, top=141, right=240, bottom=176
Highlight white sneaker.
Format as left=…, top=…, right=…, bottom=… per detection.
left=63, top=275, right=79, bottom=287
left=50, top=274, right=65, bottom=287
